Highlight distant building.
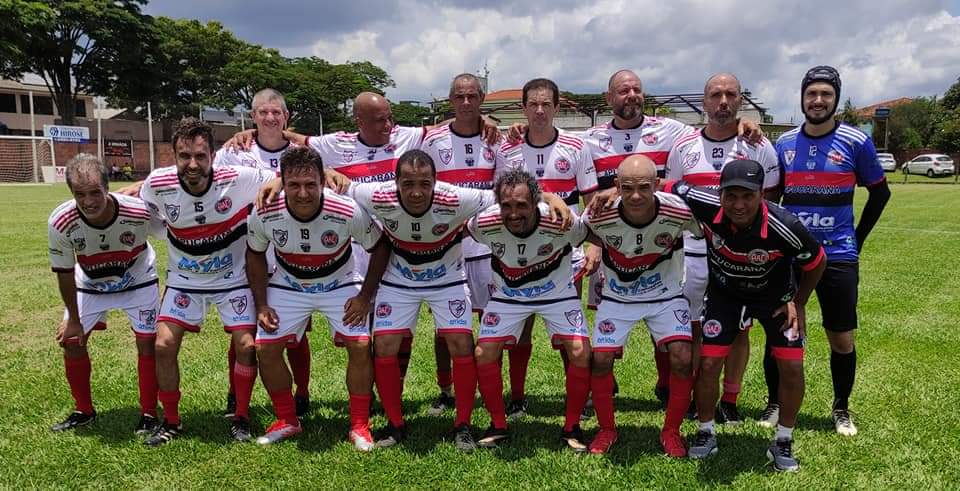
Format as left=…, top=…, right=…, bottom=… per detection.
left=0, top=79, right=96, bottom=136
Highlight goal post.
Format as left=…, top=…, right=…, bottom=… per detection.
left=0, top=135, right=57, bottom=183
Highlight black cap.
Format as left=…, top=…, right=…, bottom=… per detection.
left=802, top=65, right=841, bottom=100
left=720, top=159, right=765, bottom=191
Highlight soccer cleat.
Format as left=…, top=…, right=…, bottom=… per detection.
left=426, top=392, right=455, bottom=417
left=256, top=419, right=302, bottom=445
left=832, top=409, right=858, bottom=436
left=654, top=386, right=670, bottom=409
left=757, top=403, right=780, bottom=428
left=767, top=438, right=800, bottom=472
left=506, top=398, right=528, bottom=422
left=580, top=399, right=594, bottom=421
left=452, top=424, right=477, bottom=453
left=374, top=423, right=407, bottom=448
left=476, top=424, right=510, bottom=449
left=230, top=417, right=253, bottom=442
left=135, top=414, right=160, bottom=435
left=660, top=428, right=687, bottom=458
left=716, top=401, right=743, bottom=425
left=688, top=430, right=718, bottom=459
left=144, top=421, right=182, bottom=447
left=223, top=393, right=237, bottom=419
left=589, top=429, right=618, bottom=455
left=349, top=427, right=375, bottom=452
left=50, top=411, right=96, bottom=432
left=295, top=394, right=310, bottom=417
left=560, top=425, right=588, bottom=453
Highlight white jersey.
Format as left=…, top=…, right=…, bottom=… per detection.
left=349, top=181, right=494, bottom=289
left=421, top=123, right=497, bottom=259
left=247, top=189, right=381, bottom=294
left=582, top=193, right=700, bottom=303
left=664, top=129, right=779, bottom=254
left=468, top=203, right=588, bottom=302
left=48, top=193, right=161, bottom=294
left=140, top=165, right=275, bottom=291
left=307, top=125, right=425, bottom=182
left=213, top=137, right=294, bottom=171
left=580, top=116, right=694, bottom=189
left=495, top=129, right=598, bottom=213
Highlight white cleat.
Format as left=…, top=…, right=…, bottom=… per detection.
left=832, top=409, right=858, bottom=436
left=256, top=420, right=302, bottom=445
left=349, top=427, right=376, bottom=452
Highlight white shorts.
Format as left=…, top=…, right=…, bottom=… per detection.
left=65, top=283, right=160, bottom=339
left=478, top=296, right=589, bottom=349
left=587, top=270, right=603, bottom=310
left=683, top=253, right=708, bottom=324
left=592, top=296, right=692, bottom=354
left=157, top=286, right=256, bottom=333
left=372, top=282, right=472, bottom=337
left=465, top=256, right=493, bottom=312
left=256, top=283, right=369, bottom=346
left=352, top=242, right=370, bottom=279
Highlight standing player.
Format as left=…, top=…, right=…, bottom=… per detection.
left=663, top=73, right=781, bottom=424
left=246, top=147, right=390, bottom=449
left=468, top=168, right=593, bottom=452
left=582, top=155, right=698, bottom=456
left=666, top=160, right=826, bottom=472
left=771, top=66, right=890, bottom=435
left=140, top=118, right=278, bottom=446
left=48, top=154, right=162, bottom=434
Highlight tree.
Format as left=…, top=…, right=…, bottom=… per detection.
left=0, top=0, right=54, bottom=79
left=884, top=97, right=940, bottom=153
left=941, top=76, right=960, bottom=111
left=837, top=98, right=862, bottom=126
left=390, top=101, right=432, bottom=127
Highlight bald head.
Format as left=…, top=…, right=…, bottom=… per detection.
left=608, top=69, right=641, bottom=92
left=617, top=155, right=657, bottom=181
left=353, top=91, right=394, bottom=145
left=704, top=73, right=741, bottom=96
left=354, top=91, right=389, bottom=117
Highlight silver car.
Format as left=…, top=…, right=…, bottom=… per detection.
left=902, top=154, right=955, bottom=177
left=877, top=153, right=897, bottom=172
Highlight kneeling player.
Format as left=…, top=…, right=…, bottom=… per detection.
left=467, top=169, right=592, bottom=452
left=48, top=154, right=163, bottom=434
left=246, top=147, right=389, bottom=449
left=666, top=160, right=825, bottom=472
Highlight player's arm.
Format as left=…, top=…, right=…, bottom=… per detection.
left=662, top=180, right=721, bottom=225
left=116, top=180, right=144, bottom=197
left=736, top=118, right=764, bottom=145
left=54, top=271, right=84, bottom=346
left=787, top=212, right=829, bottom=340
left=344, top=235, right=390, bottom=327
left=853, top=138, right=890, bottom=252
left=426, top=116, right=501, bottom=146
left=759, top=139, right=783, bottom=202
left=245, top=214, right=277, bottom=332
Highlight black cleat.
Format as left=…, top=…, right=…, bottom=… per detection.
left=223, top=393, right=237, bottom=419
left=560, top=425, right=588, bottom=453
left=295, top=394, right=310, bottom=417
left=686, top=400, right=698, bottom=420
left=427, top=392, right=455, bottom=416
left=654, top=386, right=670, bottom=408
left=452, top=424, right=477, bottom=452
left=144, top=421, right=182, bottom=447
left=374, top=422, right=407, bottom=448
left=476, top=424, right=510, bottom=449
left=51, top=411, right=96, bottom=432
left=230, top=417, right=253, bottom=442
left=506, top=398, right=528, bottom=421
left=716, top=401, right=743, bottom=425
left=135, top=414, right=160, bottom=435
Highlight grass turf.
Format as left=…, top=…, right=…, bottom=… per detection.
left=0, top=182, right=957, bottom=489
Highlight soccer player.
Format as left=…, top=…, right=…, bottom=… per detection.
left=663, top=73, right=782, bottom=424
left=139, top=118, right=278, bottom=446
left=665, top=160, right=826, bottom=472
left=246, top=146, right=390, bottom=449
left=47, top=154, right=162, bottom=434
left=467, top=168, right=593, bottom=452
left=582, top=155, right=698, bottom=456
left=771, top=66, right=890, bottom=435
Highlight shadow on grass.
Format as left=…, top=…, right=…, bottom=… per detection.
left=740, top=406, right=837, bottom=434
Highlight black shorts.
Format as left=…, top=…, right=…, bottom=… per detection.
left=815, top=261, right=859, bottom=332
left=700, top=294, right=805, bottom=361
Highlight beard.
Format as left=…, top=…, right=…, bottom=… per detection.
left=614, top=103, right=642, bottom=120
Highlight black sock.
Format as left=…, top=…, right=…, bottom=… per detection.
left=763, top=343, right=779, bottom=405
left=831, top=348, right=856, bottom=410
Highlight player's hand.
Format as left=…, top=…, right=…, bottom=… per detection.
left=507, top=123, right=526, bottom=144
left=324, top=169, right=350, bottom=194
left=584, top=246, right=602, bottom=276
left=343, top=294, right=371, bottom=327
left=774, top=301, right=800, bottom=342
left=257, top=306, right=279, bottom=333
left=224, top=129, right=257, bottom=152
left=737, top=119, right=764, bottom=145
left=115, top=181, right=144, bottom=197
left=586, top=188, right=619, bottom=216
left=56, top=318, right=85, bottom=347
left=796, top=303, right=807, bottom=341
left=543, top=193, right=573, bottom=231
left=256, top=177, right=283, bottom=209
left=480, top=116, right=502, bottom=146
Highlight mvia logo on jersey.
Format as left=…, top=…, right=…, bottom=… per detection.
left=642, top=133, right=658, bottom=145
left=439, top=148, right=453, bottom=165
left=432, top=223, right=449, bottom=236
left=215, top=197, right=232, bottom=214
left=555, top=158, right=571, bottom=173
left=273, top=229, right=288, bottom=246
left=448, top=299, right=466, bottom=319
left=119, top=231, right=136, bottom=247
left=165, top=204, right=180, bottom=222
left=321, top=230, right=339, bottom=247
left=797, top=212, right=835, bottom=228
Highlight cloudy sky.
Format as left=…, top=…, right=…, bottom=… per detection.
left=144, top=0, right=960, bottom=123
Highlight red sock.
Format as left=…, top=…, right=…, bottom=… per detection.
left=227, top=342, right=236, bottom=396
left=287, top=336, right=311, bottom=397
left=477, top=361, right=506, bottom=429
left=508, top=343, right=533, bottom=401
left=158, top=390, right=181, bottom=425
left=654, top=349, right=671, bottom=389
left=374, top=356, right=404, bottom=427
left=564, top=365, right=591, bottom=432
left=349, top=392, right=372, bottom=431
left=592, top=371, right=616, bottom=431
left=452, top=356, right=477, bottom=427
left=721, top=379, right=740, bottom=404
left=137, top=354, right=158, bottom=417
left=437, top=369, right=453, bottom=391
left=64, top=355, right=93, bottom=414
left=397, top=338, right=413, bottom=386
left=268, top=389, right=298, bottom=426
left=560, top=348, right=571, bottom=373
left=664, top=372, right=694, bottom=431
left=232, top=362, right=257, bottom=420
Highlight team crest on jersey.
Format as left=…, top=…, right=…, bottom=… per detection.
left=229, top=296, right=247, bottom=315
left=703, top=319, right=722, bottom=338
left=320, top=230, right=339, bottom=247
left=215, top=197, right=232, bottom=214
left=465, top=157, right=475, bottom=166
left=682, top=151, right=701, bottom=169
left=342, top=150, right=355, bottom=162
left=748, top=248, right=770, bottom=265
left=300, top=243, right=311, bottom=252
left=119, top=231, right=136, bottom=247
left=537, top=243, right=554, bottom=256
left=174, top=293, right=190, bottom=308
left=483, top=147, right=495, bottom=162
left=599, top=135, right=613, bottom=152
left=655, top=232, right=674, bottom=248
left=674, top=310, right=690, bottom=325
left=483, top=312, right=500, bottom=327
left=439, top=148, right=453, bottom=165
left=491, top=242, right=505, bottom=257
left=555, top=158, right=571, bottom=173
left=383, top=218, right=399, bottom=232
left=139, top=309, right=156, bottom=325
left=164, top=204, right=180, bottom=222
left=605, top=235, right=623, bottom=248
left=784, top=150, right=796, bottom=165
left=273, top=229, right=288, bottom=246
left=598, top=319, right=616, bottom=335
left=376, top=303, right=392, bottom=318
left=536, top=168, right=545, bottom=177
left=448, top=300, right=466, bottom=319
left=711, top=234, right=724, bottom=249
left=432, top=223, right=449, bottom=236
left=517, top=257, right=527, bottom=266
left=367, top=149, right=377, bottom=160
left=642, top=133, right=658, bottom=145
left=384, top=144, right=397, bottom=153
left=565, top=310, right=583, bottom=327
left=828, top=150, right=844, bottom=163
left=196, top=215, right=206, bottom=225
left=623, top=143, right=634, bottom=152
left=72, top=237, right=86, bottom=251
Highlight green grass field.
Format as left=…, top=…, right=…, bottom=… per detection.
left=1, top=182, right=958, bottom=489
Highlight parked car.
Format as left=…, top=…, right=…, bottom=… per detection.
left=877, top=152, right=897, bottom=172
left=902, top=154, right=955, bottom=177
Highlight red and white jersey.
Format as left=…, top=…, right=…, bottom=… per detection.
left=580, top=116, right=694, bottom=189
left=495, top=129, right=598, bottom=212
left=48, top=193, right=161, bottom=293
left=140, top=165, right=275, bottom=290
left=468, top=203, right=588, bottom=302
left=421, top=123, right=497, bottom=259
left=349, top=181, right=495, bottom=288
left=664, top=129, right=779, bottom=254
left=582, top=193, right=700, bottom=303
left=213, top=137, right=294, bottom=171
left=307, top=126, right=425, bottom=182
left=247, top=189, right=381, bottom=294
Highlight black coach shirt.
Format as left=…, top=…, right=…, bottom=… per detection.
left=665, top=180, right=825, bottom=306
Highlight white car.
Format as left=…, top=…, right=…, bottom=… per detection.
left=877, top=152, right=897, bottom=172
left=902, top=154, right=955, bottom=177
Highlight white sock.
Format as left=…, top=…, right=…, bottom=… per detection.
left=776, top=424, right=794, bottom=440
left=699, top=420, right=715, bottom=434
